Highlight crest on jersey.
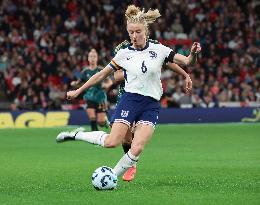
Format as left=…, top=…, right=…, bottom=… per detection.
left=149, top=51, right=157, bottom=59
left=121, top=110, right=129, bottom=118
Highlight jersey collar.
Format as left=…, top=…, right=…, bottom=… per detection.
left=128, top=42, right=149, bottom=51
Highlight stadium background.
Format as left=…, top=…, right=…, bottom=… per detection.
left=0, top=0, right=259, bottom=126
left=0, top=1, right=259, bottom=205
left=0, top=0, right=259, bottom=108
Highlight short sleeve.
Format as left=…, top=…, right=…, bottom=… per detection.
left=160, top=44, right=176, bottom=64
left=80, top=69, right=86, bottom=81
left=108, top=50, right=124, bottom=71
left=113, top=40, right=130, bottom=56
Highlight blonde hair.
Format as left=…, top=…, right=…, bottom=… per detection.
left=89, top=48, right=97, bottom=53
left=125, top=5, right=161, bottom=33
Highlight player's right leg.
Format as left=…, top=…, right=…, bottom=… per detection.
left=57, top=93, right=134, bottom=147
left=56, top=127, right=85, bottom=142
left=56, top=122, right=128, bottom=148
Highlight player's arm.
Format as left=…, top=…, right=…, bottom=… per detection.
left=167, top=63, right=192, bottom=95
left=109, top=40, right=129, bottom=84
left=102, top=70, right=124, bottom=90
left=173, top=42, right=201, bottom=66
left=114, top=70, right=124, bottom=82
left=67, top=66, right=113, bottom=100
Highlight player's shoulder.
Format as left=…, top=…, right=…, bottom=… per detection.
left=148, top=39, right=166, bottom=49
left=148, top=39, right=160, bottom=45
left=148, top=39, right=167, bottom=49
left=114, top=40, right=131, bottom=55
left=149, top=39, right=173, bottom=52
left=82, top=66, right=89, bottom=73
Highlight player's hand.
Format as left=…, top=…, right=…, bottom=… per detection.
left=66, top=90, right=80, bottom=100
left=190, top=42, right=201, bottom=55
left=184, top=75, right=192, bottom=95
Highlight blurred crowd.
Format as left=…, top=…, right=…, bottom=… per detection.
left=0, top=0, right=259, bottom=110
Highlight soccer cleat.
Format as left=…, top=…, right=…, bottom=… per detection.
left=56, top=131, right=76, bottom=143
left=122, top=166, right=136, bottom=182
left=56, top=127, right=85, bottom=143
left=73, top=127, right=85, bottom=132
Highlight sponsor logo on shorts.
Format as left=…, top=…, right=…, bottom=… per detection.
left=121, top=110, right=129, bottom=118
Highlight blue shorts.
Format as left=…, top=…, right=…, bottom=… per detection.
left=110, top=92, right=160, bottom=128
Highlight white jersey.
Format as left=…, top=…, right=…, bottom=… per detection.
left=109, top=41, right=175, bottom=101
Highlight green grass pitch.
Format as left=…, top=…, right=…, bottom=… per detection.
left=0, top=123, right=259, bottom=205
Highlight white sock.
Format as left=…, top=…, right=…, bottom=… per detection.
left=75, top=131, right=108, bottom=146
left=113, top=151, right=139, bottom=176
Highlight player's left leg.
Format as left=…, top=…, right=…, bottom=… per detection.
left=113, top=124, right=154, bottom=177
left=122, top=127, right=137, bottom=181
left=113, top=98, right=159, bottom=177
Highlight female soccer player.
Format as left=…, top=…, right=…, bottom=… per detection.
left=71, top=49, right=109, bottom=131
left=57, top=5, right=201, bottom=178
left=109, top=39, right=193, bottom=181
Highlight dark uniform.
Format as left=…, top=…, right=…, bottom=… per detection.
left=113, top=40, right=130, bottom=104
left=80, top=66, right=107, bottom=112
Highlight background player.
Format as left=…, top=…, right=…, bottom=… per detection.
left=71, top=49, right=109, bottom=131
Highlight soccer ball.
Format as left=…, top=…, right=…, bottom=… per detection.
left=91, top=166, right=118, bottom=190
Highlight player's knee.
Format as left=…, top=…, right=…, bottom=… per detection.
left=104, top=136, right=121, bottom=148
left=97, top=121, right=106, bottom=127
